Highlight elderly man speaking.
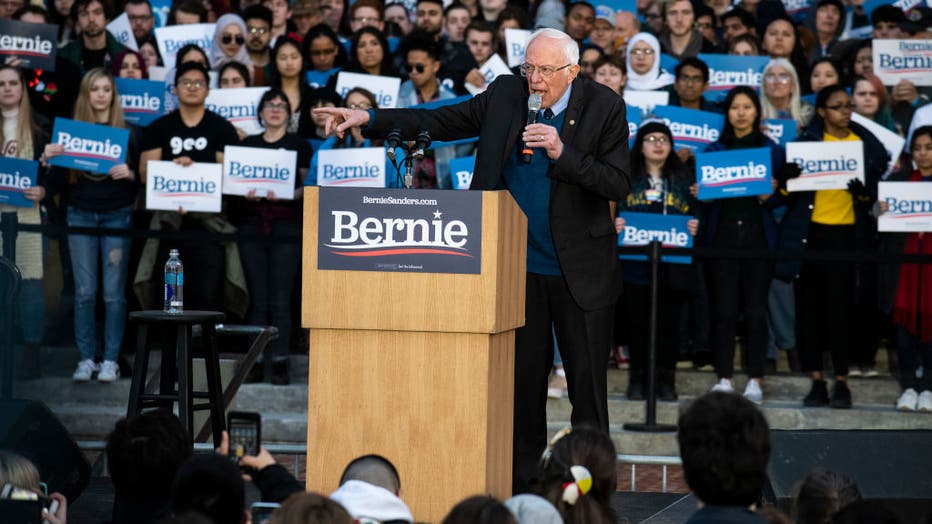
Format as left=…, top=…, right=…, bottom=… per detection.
left=314, top=28, right=631, bottom=492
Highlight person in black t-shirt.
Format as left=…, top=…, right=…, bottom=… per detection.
left=233, top=88, right=312, bottom=385
left=138, top=62, right=240, bottom=313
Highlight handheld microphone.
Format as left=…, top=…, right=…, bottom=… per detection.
left=522, top=94, right=543, bottom=164
left=413, top=131, right=431, bottom=160
left=386, top=129, right=402, bottom=161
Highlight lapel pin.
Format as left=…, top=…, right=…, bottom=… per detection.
left=569, top=120, right=576, bottom=126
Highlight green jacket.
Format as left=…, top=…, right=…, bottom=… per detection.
left=58, top=32, right=128, bottom=73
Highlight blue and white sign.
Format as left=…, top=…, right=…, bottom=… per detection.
left=699, top=54, right=769, bottom=103
left=450, top=156, right=475, bottom=190
left=627, top=104, right=641, bottom=149
left=154, top=23, right=215, bottom=69
left=696, top=147, right=773, bottom=200
left=652, top=106, right=724, bottom=152
left=505, top=28, right=532, bottom=68
left=150, top=0, right=171, bottom=28
left=222, top=145, right=297, bottom=199
left=618, top=212, right=694, bottom=264
left=0, top=157, right=38, bottom=208
left=851, top=112, right=904, bottom=177
left=781, top=0, right=812, bottom=22
left=864, top=0, right=923, bottom=22
left=334, top=71, right=401, bottom=109
left=660, top=53, right=679, bottom=75
left=307, top=68, right=340, bottom=89
left=145, top=160, right=222, bottom=213
left=592, top=0, right=636, bottom=21
left=464, top=54, right=512, bottom=96
left=115, top=77, right=163, bottom=126
left=317, top=147, right=386, bottom=187
left=763, top=119, right=797, bottom=147
left=107, top=13, right=138, bottom=52
left=0, top=19, right=58, bottom=71
left=205, top=87, right=269, bottom=136
left=786, top=140, right=864, bottom=192
left=873, top=39, right=932, bottom=87
left=623, top=90, right=669, bottom=115
left=48, top=118, right=129, bottom=175
left=878, top=181, right=932, bottom=232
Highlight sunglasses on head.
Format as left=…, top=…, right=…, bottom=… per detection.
left=405, top=63, right=426, bottom=74
left=222, top=35, right=245, bottom=45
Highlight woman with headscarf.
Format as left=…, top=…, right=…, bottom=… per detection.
left=210, top=13, right=253, bottom=71
left=625, top=33, right=674, bottom=91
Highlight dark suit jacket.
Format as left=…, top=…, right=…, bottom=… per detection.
left=364, top=74, right=631, bottom=311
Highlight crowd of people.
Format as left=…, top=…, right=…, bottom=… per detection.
left=1, top=0, right=932, bottom=488
left=0, top=393, right=911, bottom=523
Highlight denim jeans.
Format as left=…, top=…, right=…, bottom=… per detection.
left=67, top=206, right=132, bottom=362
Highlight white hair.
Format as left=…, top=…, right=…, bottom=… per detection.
left=526, top=28, right=580, bottom=65
left=761, top=58, right=802, bottom=123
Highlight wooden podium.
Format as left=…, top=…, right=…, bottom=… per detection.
left=302, top=187, right=527, bottom=522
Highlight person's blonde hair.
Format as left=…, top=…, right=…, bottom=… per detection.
left=74, top=68, right=126, bottom=128
left=0, top=450, right=41, bottom=492
left=0, top=65, right=36, bottom=160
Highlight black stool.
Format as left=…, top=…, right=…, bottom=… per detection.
left=127, top=310, right=226, bottom=444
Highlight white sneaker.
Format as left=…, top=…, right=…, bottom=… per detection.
left=743, top=379, right=763, bottom=405
left=98, top=360, right=120, bottom=383
left=848, top=367, right=862, bottom=377
left=918, top=390, right=932, bottom=413
left=710, top=378, right=734, bottom=393
left=896, top=388, right=918, bottom=411
left=862, top=367, right=879, bottom=378
left=72, top=359, right=98, bottom=382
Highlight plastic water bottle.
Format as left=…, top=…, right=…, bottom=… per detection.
left=164, top=249, right=184, bottom=314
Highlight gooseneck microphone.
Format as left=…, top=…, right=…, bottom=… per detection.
left=522, top=94, right=543, bottom=164
left=386, top=129, right=403, bottom=161
left=413, top=131, right=431, bottom=160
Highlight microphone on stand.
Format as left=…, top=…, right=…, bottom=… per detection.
left=413, top=131, right=431, bottom=159
left=521, top=93, right=543, bottom=164
left=386, top=129, right=403, bottom=162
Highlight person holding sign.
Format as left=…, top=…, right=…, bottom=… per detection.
left=41, top=68, right=139, bottom=383
left=231, top=89, right=312, bottom=385
left=0, top=64, right=50, bottom=380
left=613, top=121, right=698, bottom=402
left=777, top=84, right=890, bottom=409
left=137, top=61, right=242, bottom=313
left=695, top=86, right=787, bottom=405
left=314, top=28, right=630, bottom=492
left=761, top=58, right=814, bottom=131
left=877, top=127, right=932, bottom=412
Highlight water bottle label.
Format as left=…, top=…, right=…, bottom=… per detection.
left=177, top=273, right=183, bottom=287
left=165, top=285, right=174, bottom=301
left=165, top=273, right=175, bottom=286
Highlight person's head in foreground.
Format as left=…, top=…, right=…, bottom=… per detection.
left=270, top=492, right=354, bottom=524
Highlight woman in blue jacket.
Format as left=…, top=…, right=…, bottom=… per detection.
left=696, top=86, right=786, bottom=405
left=776, top=84, right=889, bottom=409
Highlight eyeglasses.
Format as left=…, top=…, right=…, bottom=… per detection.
left=247, top=26, right=268, bottom=34
left=352, top=16, right=381, bottom=24
left=644, top=135, right=670, bottom=144
left=179, top=79, right=206, bottom=90
left=221, top=35, right=245, bottom=45
left=764, top=73, right=792, bottom=84
left=310, top=47, right=337, bottom=57
left=677, top=76, right=704, bottom=85
left=519, top=63, right=571, bottom=78
left=629, top=48, right=655, bottom=56
left=826, top=103, right=855, bottom=112
left=263, top=101, right=288, bottom=111
left=348, top=102, right=372, bottom=110
left=405, top=63, right=426, bottom=74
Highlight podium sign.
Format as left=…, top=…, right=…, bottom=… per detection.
left=317, top=187, right=482, bottom=274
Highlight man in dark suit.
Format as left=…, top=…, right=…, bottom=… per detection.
left=314, top=28, right=630, bottom=493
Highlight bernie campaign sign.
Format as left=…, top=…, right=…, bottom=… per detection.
left=699, top=54, right=769, bottom=103
left=652, top=106, right=724, bottom=152
left=450, top=156, right=475, bottom=190
left=0, top=156, right=38, bottom=208
left=334, top=72, right=401, bottom=109
left=115, top=77, right=164, bottom=126
left=873, top=39, right=932, bottom=87
left=627, top=104, right=641, bottom=149
left=781, top=0, right=812, bottom=22
left=107, top=13, right=138, bottom=51
left=222, top=145, right=297, bottom=199
left=505, top=28, right=532, bottom=68
left=48, top=118, right=129, bottom=175
left=695, top=147, right=773, bottom=200
left=205, top=87, right=269, bottom=136
left=0, top=19, right=57, bottom=71
left=317, top=187, right=483, bottom=274
left=878, top=181, right=932, bottom=232
left=317, top=147, right=387, bottom=188
left=618, top=212, right=693, bottom=265
left=786, top=141, right=864, bottom=192
left=155, top=23, right=215, bottom=69
left=763, top=119, right=797, bottom=147
left=145, top=160, right=222, bottom=213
